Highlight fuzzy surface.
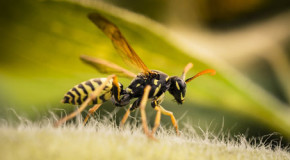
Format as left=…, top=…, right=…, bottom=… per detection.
left=0, top=118, right=289, bottom=160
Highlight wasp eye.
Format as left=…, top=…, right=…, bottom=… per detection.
left=168, top=77, right=186, bottom=104
left=175, top=81, right=180, bottom=90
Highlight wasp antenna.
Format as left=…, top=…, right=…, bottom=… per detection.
left=181, top=63, right=194, bottom=81
left=185, top=69, right=216, bottom=83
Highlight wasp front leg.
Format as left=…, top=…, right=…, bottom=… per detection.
left=160, top=106, right=179, bottom=135
left=151, top=105, right=179, bottom=136
left=151, top=97, right=179, bottom=136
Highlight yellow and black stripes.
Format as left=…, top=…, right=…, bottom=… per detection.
left=112, top=76, right=121, bottom=102
left=62, top=78, right=113, bottom=105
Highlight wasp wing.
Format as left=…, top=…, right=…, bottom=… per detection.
left=80, top=55, right=136, bottom=79
left=88, top=13, right=151, bottom=75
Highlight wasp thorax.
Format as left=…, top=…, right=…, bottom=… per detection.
left=168, top=76, right=186, bottom=104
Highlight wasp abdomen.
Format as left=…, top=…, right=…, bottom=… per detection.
left=62, top=78, right=113, bottom=105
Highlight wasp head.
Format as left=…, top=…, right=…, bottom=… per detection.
left=167, top=63, right=216, bottom=104
left=168, top=76, right=186, bottom=104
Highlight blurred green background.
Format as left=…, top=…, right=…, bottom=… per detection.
left=0, top=0, right=289, bottom=146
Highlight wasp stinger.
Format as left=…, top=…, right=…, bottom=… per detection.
left=54, top=13, right=216, bottom=138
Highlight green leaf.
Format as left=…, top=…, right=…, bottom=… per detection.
left=0, top=0, right=289, bottom=139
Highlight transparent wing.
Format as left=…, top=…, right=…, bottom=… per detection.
left=80, top=55, right=136, bottom=79
left=88, top=13, right=151, bottom=75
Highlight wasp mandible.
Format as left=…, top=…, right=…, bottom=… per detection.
left=54, top=13, right=216, bottom=138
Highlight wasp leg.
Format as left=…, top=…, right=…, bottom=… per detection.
left=120, top=104, right=132, bottom=128
left=139, top=85, right=152, bottom=138
left=80, top=55, right=136, bottom=79
left=54, top=75, right=116, bottom=127
left=151, top=106, right=161, bottom=136
left=112, top=76, right=122, bottom=103
left=159, top=106, right=180, bottom=135
left=83, top=104, right=102, bottom=125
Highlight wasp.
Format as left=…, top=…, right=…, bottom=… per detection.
left=54, top=13, right=216, bottom=138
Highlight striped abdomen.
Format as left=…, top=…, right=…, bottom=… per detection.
left=62, top=78, right=113, bottom=105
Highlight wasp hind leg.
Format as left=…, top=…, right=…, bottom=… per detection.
left=84, top=75, right=123, bottom=125
left=54, top=75, right=116, bottom=127
left=112, top=75, right=122, bottom=103
left=119, top=96, right=143, bottom=127
left=120, top=104, right=132, bottom=128
left=83, top=104, right=102, bottom=125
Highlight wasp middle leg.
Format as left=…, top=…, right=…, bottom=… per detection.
left=139, top=85, right=152, bottom=138
left=151, top=106, right=161, bottom=136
